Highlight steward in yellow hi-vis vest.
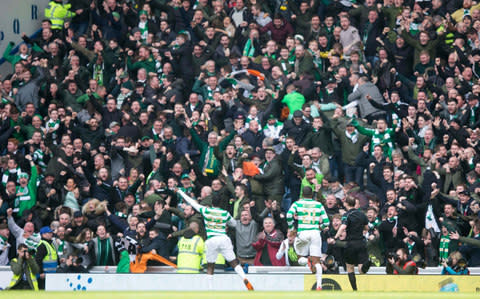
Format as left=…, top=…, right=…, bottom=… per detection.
left=177, top=229, right=204, bottom=273
left=44, top=0, right=75, bottom=30
left=7, top=244, right=39, bottom=290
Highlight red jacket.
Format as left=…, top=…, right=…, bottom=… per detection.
left=252, top=229, right=286, bottom=266
left=259, top=20, right=294, bottom=44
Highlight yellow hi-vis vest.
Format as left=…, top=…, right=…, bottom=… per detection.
left=44, top=1, right=75, bottom=30
left=177, top=235, right=204, bottom=273
left=38, top=240, right=58, bottom=273
left=7, top=258, right=39, bottom=290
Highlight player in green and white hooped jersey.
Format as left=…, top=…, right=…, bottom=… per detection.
left=286, top=186, right=330, bottom=290
left=177, top=189, right=254, bottom=291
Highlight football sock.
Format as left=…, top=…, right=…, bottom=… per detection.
left=234, top=264, right=246, bottom=280
left=361, top=260, right=371, bottom=274
left=348, top=272, right=357, bottom=291
left=315, top=263, right=323, bottom=289
left=207, top=274, right=213, bottom=290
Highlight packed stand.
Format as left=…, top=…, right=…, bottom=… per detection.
left=1, top=0, right=480, bottom=288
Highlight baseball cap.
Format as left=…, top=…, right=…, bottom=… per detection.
left=109, top=121, right=120, bottom=129
left=293, top=110, right=303, bottom=118
left=18, top=172, right=29, bottom=179
left=40, top=226, right=53, bottom=234
left=181, top=173, right=190, bottom=180
left=294, top=34, right=304, bottom=43
left=119, top=72, right=129, bottom=79
left=121, top=81, right=134, bottom=90
left=141, top=136, right=152, bottom=141
left=177, top=30, right=190, bottom=40
left=326, top=78, right=337, bottom=85
left=73, top=211, right=83, bottom=218
left=131, top=27, right=141, bottom=34
left=264, top=146, right=275, bottom=153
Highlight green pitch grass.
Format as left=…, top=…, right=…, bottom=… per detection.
left=1, top=291, right=479, bottom=299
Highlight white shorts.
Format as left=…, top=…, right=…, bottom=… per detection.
left=294, top=230, right=322, bottom=257
left=205, top=235, right=236, bottom=263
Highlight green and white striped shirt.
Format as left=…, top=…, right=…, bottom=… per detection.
left=199, top=206, right=233, bottom=238
left=287, top=198, right=330, bottom=232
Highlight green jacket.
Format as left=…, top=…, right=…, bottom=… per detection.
left=281, top=91, right=305, bottom=119
left=295, top=52, right=315, bottom=75
left=435, top=166, right=466, bottom=194
left=2, top=42, right=41, bottom=71
left=406, top=148, right=435, bottom=185
left=61, top=88, right=84, bottom=112
left=190, top=128, right=236, bottom=178
left=300, top=173, right=324, bottom=201
left=254, top=157, right=284, bottom=197
left=192, top=80, right=222, bottom=101
left=17, top=163, right=38, bottom=217
left=401, top=30, right=443, bottom=67
left=127, top=55, right=156, bottom=74
left=382, top=6, right=402, bottom=29
left=289, top=0, right=320, bottom=37
left=76, top=92, right=104, bottom=106
left=239, top=94, right=273, bottom=111
left=10, top=117, right=26, bottom=142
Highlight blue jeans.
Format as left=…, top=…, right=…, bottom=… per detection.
left=281, top=187, right=292, bottom=213
left=344, top=164, right=364, bottom=188
left=328, top=156, right=338, bottom=179
left=70, top=22, right=88, bottom=36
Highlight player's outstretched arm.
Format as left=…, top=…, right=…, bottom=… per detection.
left=177, top=189, right=203, bottom=212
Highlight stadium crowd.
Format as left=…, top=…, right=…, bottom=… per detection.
left=1, top=0, right=480, bottom=289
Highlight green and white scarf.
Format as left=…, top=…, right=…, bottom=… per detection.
left=439, top=235, right=450, bottom=265
left=345, top=129, right=358, bottom=143
left=2, top=167, right=20, bottom=185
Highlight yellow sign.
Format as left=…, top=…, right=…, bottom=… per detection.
left=304, top=275, right=480, bottom=292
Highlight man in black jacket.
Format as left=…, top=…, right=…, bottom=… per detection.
left=281, top=110, right=311, bottom=145
left=165, top=32, right=194, bottom=93
left=139, top=228, right=169, bottom=259
left=242, top=120, right=264, bottom=151
left=362, top=10, right=383, bottom=65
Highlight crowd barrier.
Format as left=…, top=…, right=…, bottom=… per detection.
left=44, top=273, right=480, bottom=292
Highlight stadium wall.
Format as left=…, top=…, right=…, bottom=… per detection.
left=0, top=0, right=49, bottom=76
